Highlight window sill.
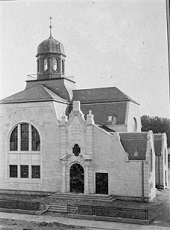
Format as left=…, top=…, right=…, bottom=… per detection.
left=5, top=178, right=42, bottom=184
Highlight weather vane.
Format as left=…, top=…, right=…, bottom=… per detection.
left=49, top=17, right=52, bottom=37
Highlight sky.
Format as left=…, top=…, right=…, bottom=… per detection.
left=0, top=0, right=169, bottom=118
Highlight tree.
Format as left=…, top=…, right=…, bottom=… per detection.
left=141, top=115, right=170, bottom=148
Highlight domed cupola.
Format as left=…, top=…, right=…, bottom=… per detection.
left=36, top=19, right=66, bottom=80
left=37, top=36, right=65, bottom=56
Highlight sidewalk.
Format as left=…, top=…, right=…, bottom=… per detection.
left=0, top=212, right=169, bottom=230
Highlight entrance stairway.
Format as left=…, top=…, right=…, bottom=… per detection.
left=46, top=193, right=116, bottom=214
left=47, top=203, right=77, bottom=213
left=50, top=193, right=116, bottom=202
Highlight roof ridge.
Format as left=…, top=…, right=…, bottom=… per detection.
left=24, top=83, right=53, bottom=100
left=39, top=84, right=54, bottom=100
left=73, top=87, right=117, bottom=91
left=42, top=85, right=67, bottom=101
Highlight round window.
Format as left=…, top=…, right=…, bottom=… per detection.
left=73, top=144, right=81, bottom=157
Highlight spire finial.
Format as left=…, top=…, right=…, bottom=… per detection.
left=49, top=17, right=52, bottom=37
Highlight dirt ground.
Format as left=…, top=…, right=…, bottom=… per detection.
left=0, top=218, right=88, bottom=230
left=0, top=170, right=170, bottom=230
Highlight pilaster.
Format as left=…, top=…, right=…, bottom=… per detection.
left=84, top=162, right=89, bottom=194
left=61, top=161, right=66, bottom=193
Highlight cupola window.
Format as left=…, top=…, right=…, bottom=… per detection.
left=37, top=60, right=39, bottom=73
left=62, top=60, right=65, bottom=74
left=44, top=59, right=48, bottom=71
left=52, top=58, right=58, bottom=71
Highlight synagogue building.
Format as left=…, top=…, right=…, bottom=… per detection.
left=0, top=30, right=168, bottom=202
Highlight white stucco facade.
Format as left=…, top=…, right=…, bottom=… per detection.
left=0, top=100, right=157, bottom=201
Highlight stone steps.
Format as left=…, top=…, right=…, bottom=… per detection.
left=51, top=193, right=116, bottom=202
left=48, top=204, right=67, bottom=213
left=48, top=203, right=77, bottom=213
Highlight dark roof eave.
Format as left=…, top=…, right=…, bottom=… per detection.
left=0, top=99, right=69, bottom=105
left=71, top=99, right=139, bottom=105
left=26, top=77, right=75, bottom=84
left=129, top=157, right=146, bottom=160
left=36, top=52, right=66, bottom=57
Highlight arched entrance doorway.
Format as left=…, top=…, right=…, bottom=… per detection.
left=70, top=164, right=84, bottom=193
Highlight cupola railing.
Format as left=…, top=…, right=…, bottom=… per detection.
left=27, top=73, right=75, bottom=81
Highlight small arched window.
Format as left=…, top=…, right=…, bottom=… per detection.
left=62, top=60, right=65, bottom=74
left=133, top=118, right=137, bottom=132
left=52, top=58, right=58, bottom=71
left=44, top=59, right=48, bottom=71
left=37, top=60, right=39, bottom=73
left=112, top=116, right=117, bottom=125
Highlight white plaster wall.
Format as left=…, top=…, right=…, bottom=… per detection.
left=0, top=101, right=65, bottom=192
left=53, top=101, right=68, bottom=119
left=93, top=126, right=143, bottom=198
left=145, top=132, right=156, bottom=201
left=126, top=102, right=141, bottom=132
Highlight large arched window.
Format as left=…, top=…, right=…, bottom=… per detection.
left=9, top=123, right=41, bottom=180
left=10, top=123, right=40, bottom=151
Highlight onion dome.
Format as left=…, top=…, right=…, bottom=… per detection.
left=37, top=35, right=65, bottom=56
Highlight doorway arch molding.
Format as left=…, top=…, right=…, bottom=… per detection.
left=62, top=158, right=92, bottom=194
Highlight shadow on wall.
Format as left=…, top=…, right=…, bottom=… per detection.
left=168, top=148, right=170, bottom=168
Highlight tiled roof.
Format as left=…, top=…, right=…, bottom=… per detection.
left=0, top=84, right=68, bottom=104
left=119, top=132, right=148, bottom=160
left=154, top=134, right=163, bottom=156
left=73, top=87, right=139, bottom=104
left=26, top=78, right=72, bottom=102
left=66, top=102, right=127, bottom=125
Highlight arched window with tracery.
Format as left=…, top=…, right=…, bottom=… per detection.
left=9, top=123, right=41, bottom=180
